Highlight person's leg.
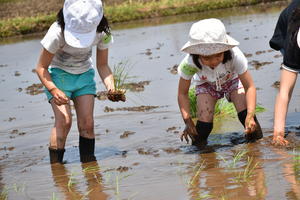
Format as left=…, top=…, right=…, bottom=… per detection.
left=273, top=68, right=298, bottom=145
left=73, top=95, right=96, bottom=163
left=49, top=101, right=72, bottom=164
left=230, top=88, right=263, bottom=141
left=195, top=93, right=217, bottom=145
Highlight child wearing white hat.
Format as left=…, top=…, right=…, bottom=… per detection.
left=178, top=18, right=262, bottom=146
left=35, top=0, right=124, bottom=164
left=270, top=2, right=300, bottom=146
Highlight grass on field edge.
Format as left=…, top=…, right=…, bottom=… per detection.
left=0, top=0, right=284, bottom=38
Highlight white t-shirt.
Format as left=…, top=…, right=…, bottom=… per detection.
left=178, top=47, right=248, bottom=88
left=41, top=22, right=113, bottom=74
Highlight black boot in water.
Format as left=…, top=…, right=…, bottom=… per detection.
left=238, top=109, right=263, bottom=142
left=49, top=148, right=65, bottom=164
left=79, top=136, right=96, bottom=163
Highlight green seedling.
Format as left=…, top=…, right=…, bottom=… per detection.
left=113, top=60, right=132, bottom=92
left=188, top=87, right=265, bottom=119
left=0, top=186, right=8, bottom=200
left=293, top=150, right=300, bottom=179
left=218, top=149, right=248, bottom=169
left=195, top=193, right=214, bottom=200
left=188, top=161, right=206, bottom=186
left=67, top=172, right=79, bottom=191
left=50, top=192, right=59, bottom=200
left=234, top=156, right=259, bottom=183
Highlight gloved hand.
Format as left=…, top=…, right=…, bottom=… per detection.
left=107, top=90, right=126, bottom=102
left=180, top=117, right=198, bottom=143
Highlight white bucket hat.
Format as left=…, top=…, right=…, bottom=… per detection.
left=63, top=0, right=103, bottom=48
left=181, top=18, right=239, bottom=56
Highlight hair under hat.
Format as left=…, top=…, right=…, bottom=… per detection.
left=181, top=18, right=239, bottom=56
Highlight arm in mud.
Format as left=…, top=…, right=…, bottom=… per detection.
left=238, top=70, right=257, bottom=133
left=35, top=48, right=68, bottom=105
left=273, top=69, right=297, bottom=145
left=178, top=77, right=197, bottom=143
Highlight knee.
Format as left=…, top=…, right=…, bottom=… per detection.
left=197, top=110, right=214, bottom=122
left=78, top=118, right=94, bottom=135
left=55, top=117, right=72, bottom=133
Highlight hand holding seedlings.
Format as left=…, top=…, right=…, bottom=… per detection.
left=107, top=89, right=126, bottom=102
left=180, top=118, right=197, bottom=143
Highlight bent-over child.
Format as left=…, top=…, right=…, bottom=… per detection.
left=35, top=0, right=124, bottom=164
left=270, top=0, right=300, bottom=145
left=177, top=18, right=263, bottom=146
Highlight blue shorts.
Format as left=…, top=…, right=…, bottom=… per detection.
left=45, top=68, right=96, bottom=102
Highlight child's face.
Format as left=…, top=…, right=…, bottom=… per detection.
left=199, top=52, right=224, bottom=69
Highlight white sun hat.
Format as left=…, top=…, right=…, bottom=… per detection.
left=181, top=18, right=239, bottom=56
left=63, top=0, right=103, bottom=48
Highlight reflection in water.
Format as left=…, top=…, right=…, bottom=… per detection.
left=271, top=147, right=300, bottom=200
left=51, top=162, right=108, bottom=200
left=185, top=144, right=267, bottom=199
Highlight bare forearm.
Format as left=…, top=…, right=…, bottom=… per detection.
left=36, top=66, right=56, bottom=91
left=273, top=92, right=289, bottom=133
left=245, top=86, right=256, bottom=115
left=97, top=65, right=115, bottom=91
left=178, top=93, right=191, bottom=120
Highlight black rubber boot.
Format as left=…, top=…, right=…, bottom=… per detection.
left=49, top=147, right=65, bottom=164
left=238, top=109, right=263, bottom=142
left=193, top=121, right=213, bottom=147
left=79, top=136, right=96, bottom=163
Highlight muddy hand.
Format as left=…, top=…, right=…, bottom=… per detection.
left=244, top=115, right=256, bottom=134
left=180, top=118, right=197, bottom=143
left=107, top=90, right=126, bottom=102
left=272, top=134, right=289, bottom=146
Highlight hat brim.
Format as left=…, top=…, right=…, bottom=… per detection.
left=181, top=35, right=239, bottom=55
left=64, top=28, right=97, bottom=48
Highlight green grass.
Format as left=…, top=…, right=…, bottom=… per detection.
left=188, top=87, right=266, bottom=119
left=0, top=0, right=282, bottom=38
left=0, top=0, right=19, bottom=3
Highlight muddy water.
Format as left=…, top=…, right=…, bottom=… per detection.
left=1, top=2, right=300, bottom=200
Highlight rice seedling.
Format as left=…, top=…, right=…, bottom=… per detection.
left=109, top=60, right=134, bottom=102
left=50, top=192, right=59, bottom=200
left=0, top=186, right=8, bottom=200
left=292, top=149, right=300, bottom=179
left=188, top=87, right=265, bottom=119
left=67, top=172, right=78, bottom=191
left=188, top=161, right=206, bottom=187
left=113, top=60, right=132, bottom=91
left=234, top=156, right=260, bottom=183
left=218, top=149, right=248, bottom=169
left=103, top=170, right=134, bottom=200
left=195, top=193, right=214, bottom=200
left=12, top=183, right=25, bottom=193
